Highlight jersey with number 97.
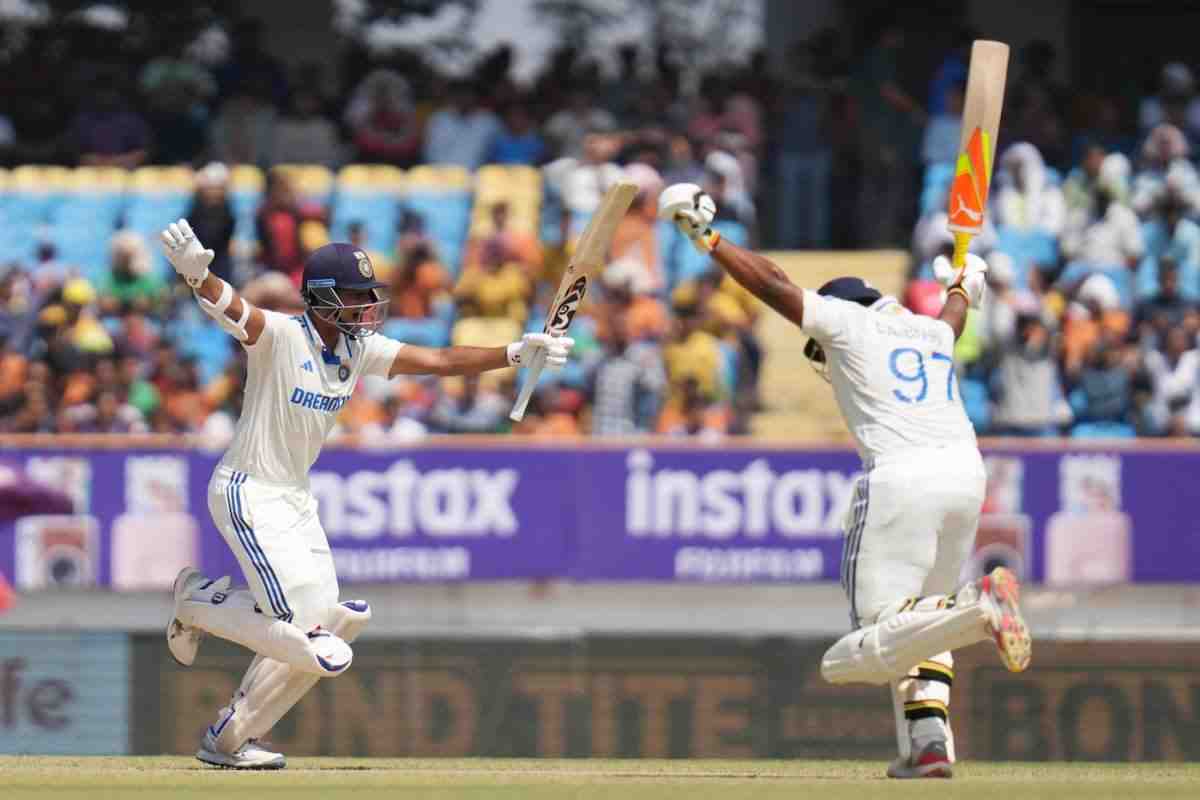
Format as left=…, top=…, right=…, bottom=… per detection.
left=801, top=290, right=976, bottom=466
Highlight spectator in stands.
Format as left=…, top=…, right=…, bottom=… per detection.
left=1142, top=326, right=1200, bottom=435
left=271, top=87, right=344, bottom=168
left=705, top=150, right=756, bottom=230
left=1063, top=141, right=1107, bottom=217
left=70, top=72, right=151, bottom=169
left=544, top=86, right=617, bottom=160
left=556, top=133, right=626, bottom=223
left=466, top=201, right=542, bottom=279
left=140, top=38, right=216, bottom=164
left=117, top=349, right=159, bottom=421
left=1138, top=62, right=1200, bottom=144
left=453, top=239, right=531, bottom=324
left=1061, top=153, right=1143, bottom=272
left=994, top=142, right=1066, bottom=237
left=610, top=166, right=667, bottom=294
left=1068, top=332, right=1135, bottom=436
left=589, top=309, right=667, bottom=436
left=423, top=81, right=502, bottom=170
left=852, top=18, right=925, bottom=247
left=661, top=297, right=727, bottom=434
left=1063, top=272, right=1131, bottom=378
left=60, top=388, right=147, bottom=434
left=1131, top=124, right=1198, bottom=216
left=489, top=104, right=547, bottom=166
left=254, top=168, right=306, bottom=284
left=389, top=239, right=450, bottom=321
left=663, top=134, right=705, bottom=187
left=921, top=80, right=964, bottom=168
left=427, top=375, right=507, bottom=433
left=1135, top=258, right=1191, bottom=345
left=775, top=37, right=835, bottom=249
left=215, top=18, right=289, bottom=107
left=208, top=75, right=278, bottom=167
left=98, top=232, right=164, bottom=315
left=346, top=70, right=422, bottom=167
left=988, top=309, right=1071, bottom=436
left=185, top=162, right=237, bottom=284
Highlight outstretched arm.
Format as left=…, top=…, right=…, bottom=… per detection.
left=161, top=219, right=267, bottom=346
left=387, top=334, right=573, bottom=379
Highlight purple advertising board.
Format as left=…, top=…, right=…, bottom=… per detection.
left=0, top=441, right=1197, bottom=588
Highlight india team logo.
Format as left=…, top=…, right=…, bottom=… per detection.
left=355, top=250, right=373, bottom=278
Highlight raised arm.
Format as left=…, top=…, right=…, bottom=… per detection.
left=658, top=183, right=806, bottom=328
left=932, top=252, right=989, bottom=342
left=161, top=219, right=267, bottom=346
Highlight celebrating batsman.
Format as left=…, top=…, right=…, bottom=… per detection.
left=658, top=184, right=1031, bottom=779
left=160, top=220, right=572, bottom=769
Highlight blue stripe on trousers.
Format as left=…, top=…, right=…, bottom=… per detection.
left=225, top=472, right=289, bottom=620
left=232, top=472, right=292, bottom=622
left=844, top=476, right=870, bottom=629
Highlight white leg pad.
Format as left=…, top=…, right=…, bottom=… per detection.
left=180, top=588, right=353, bottom=677
left=214, top=600, right=372, bottom=754
left=821, top=604, right=989, bottom=685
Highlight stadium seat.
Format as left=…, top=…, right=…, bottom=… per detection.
left=1070, top=421, right=1136, bottom=439
left=959, top=376, right=991, bottom=432
left=404, top=192, right=473, bottom=276
left=273, top=164, right=334, bottom=205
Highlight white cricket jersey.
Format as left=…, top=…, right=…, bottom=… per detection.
left=220, top=310, right=404, bottom=486
left=802, top=290, right=977, bottom=467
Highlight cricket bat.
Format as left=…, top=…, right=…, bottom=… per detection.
left=947, top=40, right=1009, bottom=270
left=509, top=181, right=638, bottom=422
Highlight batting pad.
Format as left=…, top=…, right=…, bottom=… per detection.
left=214, top=600, right=372, bottom=754
left=821, top=604, right=989, bottom=685
left=181, top=589, right=353, bottom=677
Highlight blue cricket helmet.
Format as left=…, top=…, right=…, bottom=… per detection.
left=301, top=243, right=389, bottom=339
left=803, top=276, right=884, bottom=375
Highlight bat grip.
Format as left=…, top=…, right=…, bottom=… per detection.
left=508, top=348, right=547, bottom=423
left=951, top=231, right=973, bottom=270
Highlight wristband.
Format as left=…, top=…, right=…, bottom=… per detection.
left=946, top=285, right=970, bottom=304
left=186, top=267, right=210, bottom=289
left=696, top=228, right=721, bottom=253
left=506, top=340, right=523, bottom=366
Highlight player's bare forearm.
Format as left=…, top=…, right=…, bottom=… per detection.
left=192, top=272, right=266, bottom=346
left=938, top=290, right=970, bottom=341
left=711, top=238, right=806, bottom=328
left=388, top=345, right=509, bottom=378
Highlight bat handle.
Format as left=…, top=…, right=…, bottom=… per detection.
left=951, top=231, right=973, bottom=270
left=508, top=348, right=547, bottom=423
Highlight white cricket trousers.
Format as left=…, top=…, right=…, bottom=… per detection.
left=207, top=465, right=338, bottom=632
left=840, top=445, right=987, bottom=630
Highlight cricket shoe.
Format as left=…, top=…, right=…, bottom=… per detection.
left=166, top=568, right=230, bottom=667
left=886, top=740, right=953, bottom=779
left=979, top=567, right=1032, bottom=673
left=197, top=730, right=286, bottom=770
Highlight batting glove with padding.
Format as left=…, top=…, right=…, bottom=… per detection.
left=932, top=252, right=989, bottom=309
left=658, top=183, right=720, bottom=253
left=506, top=333, right=576, bottom=368
left=160, top=218, right=215, bottom=288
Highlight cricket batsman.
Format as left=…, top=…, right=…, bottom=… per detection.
left=658, top=184, right=1031, bottom=779
left=160, top=220, right=573, bottom=768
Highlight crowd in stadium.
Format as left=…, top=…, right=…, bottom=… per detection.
left=1, top=13, right=1199, bottom=439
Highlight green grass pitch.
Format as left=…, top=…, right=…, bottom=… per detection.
left=2, top=757, right=1198, bottom=799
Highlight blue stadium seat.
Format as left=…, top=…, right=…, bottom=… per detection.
left=959, top=377, right=991, bottom=432
left=330, top=193, right=400, bottom=257
left=1070, top=421, right=1136, bottom=439
left=403, top=192, right=472, bottom=276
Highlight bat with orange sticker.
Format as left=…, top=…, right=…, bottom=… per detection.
left=947, top=40, right=1009, bottom=271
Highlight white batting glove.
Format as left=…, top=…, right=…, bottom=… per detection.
left=932, top=252, right=988, bottom=309
left=657, top=183, right=720, bottom=253
left=506, top=333, right=576, bottom=368
left=160, top=218, right=215, bottom=288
